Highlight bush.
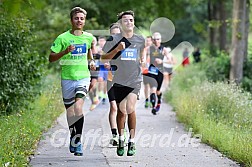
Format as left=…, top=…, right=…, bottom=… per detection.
left=199, top=48, right=252, bottom=94
left=200, top=50, right=230, bottom=82
left=0, top=15, right=46, bottom=114
left=242, top=43, right=252, bottom=93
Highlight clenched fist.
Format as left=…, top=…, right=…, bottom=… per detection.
left=116, top=42, right=125, bottom=52
left=89, top=60, right=96, bottom=71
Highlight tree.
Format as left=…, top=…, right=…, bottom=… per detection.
left=208, top=0, right=218, bottom=53
left=218, top=0, right=227, bottom=51
left=244, top=0, right=251, bottom=61
left=207, top=0, right=232, bottom=54
left=229, top=0, right=250, bottom=83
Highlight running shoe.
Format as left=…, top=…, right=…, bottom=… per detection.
left=117, top=140, right=125, bottom=156
left=110, top=135, right=118, bottom=146
left=74, top=142, right=83, bottom=156
left=127, top=142, right=136, bottom=156
left=151, top=108, right=157, bottom=115
left=144, top=101, right=149, bottom=108
left=93, top=96, right=99, bottom=104
left=89, top=104, right=97, bottom=111
left=148, top=102, right=152, bottom=108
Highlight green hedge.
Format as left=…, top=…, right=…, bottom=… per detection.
left=0, top=15, right=46, bottom=114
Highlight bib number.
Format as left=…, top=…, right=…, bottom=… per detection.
left=71, top=44, right=87, bottom=56
left=121, top=48, right=137, bottom=61
left=148, top=66, right=158, bottom=75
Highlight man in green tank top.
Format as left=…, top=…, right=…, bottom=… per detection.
left=49, top=7, right=95, bottom=156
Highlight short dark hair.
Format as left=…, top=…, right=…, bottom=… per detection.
left=109, top=23, right=119, bottom=29
left=117, top=10, right=134, bottom=20
left=98, top=36, right=106, bottom=40
left=70, top=7, right=87, bottom=20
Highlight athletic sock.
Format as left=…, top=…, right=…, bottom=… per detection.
left=74, top=115, right=84, bottom=144
left=128, top=138, right=135, bottom=143
left=150, top=93, right=156, bottom=108
left=157, top=93, right=162, bottom=104
left=119, top=135, right=124, bottom=141
left=111, top=128, right=117, bottom=136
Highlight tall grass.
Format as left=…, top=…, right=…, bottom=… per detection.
left=0, top=74, right=64, bottom=166
left=167, top=65, right=252, bottom=167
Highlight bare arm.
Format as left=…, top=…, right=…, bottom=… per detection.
left=49, top=45, right=74, bottom=62
left=87, top=48, right=94, bottom=60
left=140, top=48, right=146, bottom=63
left=87, top=48, right=96, bottom=71
left=162, top=47, right=171, bottom=64
left=140, top=48, right=147, bottom=68
left=101, top=42, right=125, bottom=62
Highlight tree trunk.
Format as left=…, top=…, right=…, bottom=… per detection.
left=244, top=0, right=250, bottom=61
left=213, top=3, right=219, bottom=47
left=208, top=0, right=216, bottom=55
left=218, top=0, right=227, bottom=51
left=229, top=0, right=248, bottom=84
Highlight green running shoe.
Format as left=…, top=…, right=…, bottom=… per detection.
left=144, top=101, right=149, bottom=108
left=148, top=102, right=153, bottom=108
left=127, top=142, right=136, bottom=156
left=117, top=140, right=125, bottom=156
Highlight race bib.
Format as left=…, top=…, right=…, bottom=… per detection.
left=121, top=48, right=137, bottom=61
left=148, top=66, right=158, bottom=75
left=71, top=44, right=87, bottom=56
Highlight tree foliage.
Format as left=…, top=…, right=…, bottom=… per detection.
left=0, top=0, right=251, bottom=114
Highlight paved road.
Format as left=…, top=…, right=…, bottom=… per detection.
left=30, top=87, right=239, bottom=167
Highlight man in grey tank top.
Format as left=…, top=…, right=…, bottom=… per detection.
left=101, top=10, right=145, bottom=156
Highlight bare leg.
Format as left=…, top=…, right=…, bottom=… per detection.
left=66, top=104, right=75, bottom=139
left=109, top=100, right=118, bottom=129
left=126, top=93, right=137, bottom=139
left=162, top=72, right=169, bottom=91
left=144, top=83, right=150, bottom=100
left=117, top=98, right=127, bottom=136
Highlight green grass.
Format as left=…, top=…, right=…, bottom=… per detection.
left=166, top=65, right=252, bottom=167
left=0, top=74, right=64, bottom=166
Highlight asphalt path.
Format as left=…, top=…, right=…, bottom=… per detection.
left=30, top=85, right=239, bottom=167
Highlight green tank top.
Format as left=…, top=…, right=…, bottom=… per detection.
left=51, top=30, right=93, bottom=80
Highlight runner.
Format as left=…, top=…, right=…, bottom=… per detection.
left=142, top=36, right=153, bottom=108
left=89, top=36, right=100, bottom=110
left=106, top=23, right=121, bottom=146
left=163, top=47, right=176, bottom=90
left=143, top=32, right=168, bottom=115
left=97, top=36, right=108, bottom=104
left=101, top=10, right=145, bottom=156
left=49, top=7, right=95, bottom=156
